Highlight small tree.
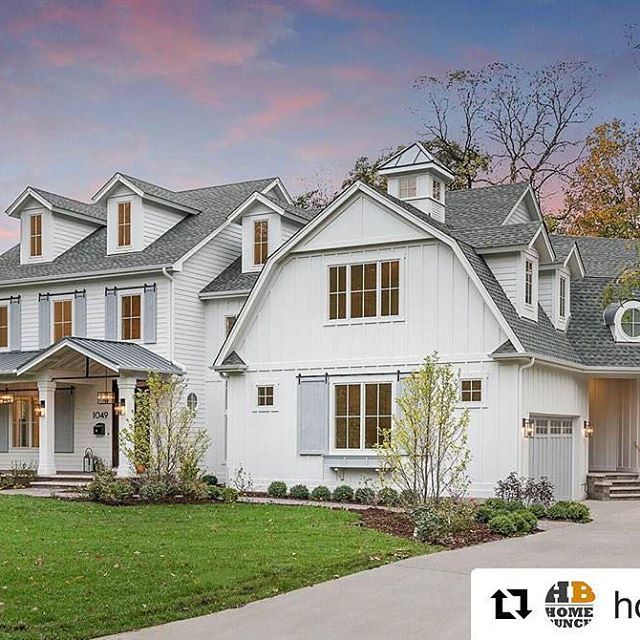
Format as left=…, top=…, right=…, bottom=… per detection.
left=121, top=373, right=210, bottom=482
left=377, top=354, right=471, bottom=504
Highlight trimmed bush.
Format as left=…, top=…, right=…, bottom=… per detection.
left=222, top=487, right=239, bottom=503
left=202, top=474, right=218, bottom=487
left=86, top=470, right=134, bottom=505
left=412, top=499, right=478, bottom=544
left=140, top=479, right=172, bottom=503
left=354, top=487, right=376, bottom=505
left=208, top=485, right=222, bottom=500
left=377, top=487, right=400, bottom=507
left=178, top=480, right=210, bottom=501
left=488, top=509, right=537, bottom=536
left=267, top=481, right=288, bottom=498
left=476, top=498, right=525, bottom=523
left=529, top=502, right=547, bottom=519
left=311, top=485, right=331, bottom=501
left=546, top=501, right=591, bottom=523
left=289, top=484, right=310, bottom=500
left=332, top=485, right=354, bottom=503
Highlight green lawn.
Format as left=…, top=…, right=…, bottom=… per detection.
left=0, top=496, right=430, bottom=640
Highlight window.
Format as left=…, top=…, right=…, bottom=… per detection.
left=432, top=179, right=442, bottom=201
left=257, top=385, right=274, bottom=407
left=12, top=395, right=39, bottom=448
left=225, top=315, right=237, bottom=336
left=30, top=214, right=42, bottom=257
left=524, top=259, right=533, bottom=306
left=0, top=306, right=7, bottom=348
left=117, top=201, right=131, bottom=247
left=329, top=265, right=347, bottom=320
left=53, top=299, right=72, bottom=341
left=398, top=175, right=417, bottom=199
left=121, top=294, right=141, bottom=340
left=461, top=379, right=482, bottom=403
left=621, top=308, right=640, bottom=338
left=329, top=260, right=400, bottom=321
left=254, top=220, right=269, bottom=265
left=559, top=276, right=567, bottom=319
left=187, top=393, right=198, bottom=411
left=335, top=382, right=392, bottom=449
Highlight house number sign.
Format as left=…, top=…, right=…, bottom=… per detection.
left=92, top=410, right=109, bottom=420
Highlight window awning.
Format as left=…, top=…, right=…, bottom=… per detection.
left=12, top=337, right=183, bottom=377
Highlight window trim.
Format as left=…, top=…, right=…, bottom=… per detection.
left=254, top=383, right=278, bottom=412
left=0, top=303, right=9, bottom=351
left=524, top=259, right=534, bottom=307
left=326, top=257, right=404, bottom=325
left=11, top=393, right=40, bottom=449
left=432, top=179, right=442, bottom=202
left=253, top=219, right=269, bottom=266
left=118, top=291, right=143, bottom=342
left=559, top=275, right=567, bottom=319
left=224, top=315, right=237, bottom=336
left=51, top=296, right=74, bottom=343
left=29, top=213, right=43, bottom=258
left=398, top=175, right=417, bottom=199
left=459, top=377, right=486, bottom=407
left=117, top=201, right=132, bottom=248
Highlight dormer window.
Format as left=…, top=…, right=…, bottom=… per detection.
left=559, top=276, right=567, bottom=319
left=525, top=260, right=534, bottom=306
left=621, top=307, right=640, bottom=339
left=30, top=214, right=42, bottom=257
left=0, top=306, right=7, bottom=348
left=398, top=176, right=417, bottom=199
left=432, top=180, right=442, bottom=201
left=117, top=202, right=132, bottom=247
left=254, top=220, right=268, bottom=265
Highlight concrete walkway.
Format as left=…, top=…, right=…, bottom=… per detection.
left=100, top=501, right=640, bottom=640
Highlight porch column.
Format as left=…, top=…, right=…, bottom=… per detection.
left=37, top=379, right=56, bottom=476
left=116, top=376, right=137, bottom=478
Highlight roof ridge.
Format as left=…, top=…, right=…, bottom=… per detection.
left=176, top=176, right=277, bottom=194
left=449, top=181, right=529, bottom=195
left=29, top=186, right=104, bottom=208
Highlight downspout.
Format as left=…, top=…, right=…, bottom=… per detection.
left=162, top=267, right=175, bottom=362
left=517, top=357, right=536, bottom=476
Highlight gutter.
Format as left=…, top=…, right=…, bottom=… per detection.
left=199, top=289, right=251, bottom=301
left=162, top=267, right=176, bottom=362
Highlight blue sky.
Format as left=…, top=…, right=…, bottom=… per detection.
left=0, top=0, right=638, bottom=249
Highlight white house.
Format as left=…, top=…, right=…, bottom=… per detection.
left=214, top=143, right=640, bottom=501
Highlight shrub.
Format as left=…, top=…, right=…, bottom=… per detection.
left=311, top=485, right=331, bottom=501
left=399, top=489, right=418, bottom=507
left=377, top=487, right=400, bottom=507
left=8, top=460, right=37, bottom=488
left=289, top=484, right=310, bottom=500
left=139, top=479, right=172, bottom=503
left=178, top=480, right=210, bottom=501
left=529, top=502, right=547, bottom=519
left=202, top=474, right=218, bottom=486
left=85, top=470, right=135, bottom=505
left=412, top=499, right=478, bottom=544
left=355, top=487, right=376, bottom=505
left=109, top=480, right=135, bottom=504
left=495, top=472, right=555, bottom=507
left=546, top=501, right=591, bottom=523
left=222, top=487, right=239, bottom=503
left=476, top=498, right=525, bottom=523
left=208, top=485, right=222, bottom=500
left=488, top=509, right=537, bottom=536
left=332, top=485, right=354, bottom=503
left=267, top=481, right=287, bottom=498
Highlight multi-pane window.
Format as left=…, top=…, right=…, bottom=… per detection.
left=559, top=276, right=567, bottom=318
left=534, top=418, right=573, bottom=436
left=254, top=220, right=269, bottom=265
left=225, top=315, right=237, bottom=336
left=432, top=179, right=442, bottom=201
left=53, top=299, right=72, bottom=341
left=335, top=382, right=392, bottom=450
left=257, top=385, right=274, bottom=407
left=0, top=306, right=7, bottom=348
left=398, top=175, right=417, bottom=199
left=329, top=260, right=400, bottom=320
left=121, top=294, right=141, bottom=340
left=621, top=308, right=640, bottom=338
left=12, top=395, right=39, bottom=448
left=461, top=379, right=482, bottom=403
left=524, top=260, right=533, bottom=306
left=30, top=214, right=42, bottom=257
left=117, top=202, right=131, bottom=247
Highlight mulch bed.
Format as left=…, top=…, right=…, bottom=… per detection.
left=356, top=507, right=505, bottom=549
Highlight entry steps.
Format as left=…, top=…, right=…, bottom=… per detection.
left=31, top=473, right=94, bottom=491
left=587, top=471, right=640, bottom=500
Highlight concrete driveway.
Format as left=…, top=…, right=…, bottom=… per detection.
left=101, top=501, right=640, bottom=640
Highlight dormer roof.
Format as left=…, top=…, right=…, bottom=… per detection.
left=6, top=187, right=106, bottom=224
left=377, top=142, right=454, bottom=181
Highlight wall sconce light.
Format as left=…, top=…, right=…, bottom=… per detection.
left=583, top=420, right=594, bottom=438
left=522, top=418, right=535, bottom=438
left=35, top=400, right=46, bottom=418
left=114, top=399, right=126, bottom=416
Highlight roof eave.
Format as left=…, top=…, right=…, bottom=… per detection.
left=199, top=289, right=251, bottom=300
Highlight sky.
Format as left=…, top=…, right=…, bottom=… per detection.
left=0, top=0, right=639, bottom=250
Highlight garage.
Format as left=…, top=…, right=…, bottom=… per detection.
left=528, top=416, right=574, bottom=500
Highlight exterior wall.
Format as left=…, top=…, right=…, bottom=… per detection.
left=386, top=174, right=445, bottom=222
left=522, top=364, right=589, bottom=499
left=506, top=199, right=532, bottom=224
left=53, top=214, right=99, bottom=258
left=281, top=219, right=301, bottom=243
left=142, top=201, right=184, bottom=247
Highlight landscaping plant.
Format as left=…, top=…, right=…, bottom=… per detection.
left=289, top=484, right=310, bottom=500
left=355, top=487, right=376, bottom=505
left=546, top=501, right=591, bottom=523
left=332, top=485, right=355, bottom=503
left=311, top=485, right=331, bottom=501
left=267, top=481, right=288, bottom=498
left=495, top=472, right=555, bottom=507
left=412, top=499, right=478, bottom=544
left=377, top=487, right=400, bottom=506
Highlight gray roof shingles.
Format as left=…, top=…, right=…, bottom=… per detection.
left=29, top=188, right=106, bottom=222
left=201, top=258, right=258, bottom=294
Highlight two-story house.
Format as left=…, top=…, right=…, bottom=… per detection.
left=215, top=142, right=640, bottom=501
left=0, top=172, right=312, bottom=480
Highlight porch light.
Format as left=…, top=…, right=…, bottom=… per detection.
left=35, top=400, right=46, bottom=418
left=114, top=399, right=126, bottom=416
left=522, top=418, right=535, bottom=438
left=583, top=420, right=594, bottom=438
left=0, top=391, right=14, bottom=404
left=97, top=390, right=115, bottom=404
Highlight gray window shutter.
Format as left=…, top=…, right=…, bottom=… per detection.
left=143, top=284, right=157, bottom=344
left=74, top=291, right=87, bottom=337
left=9, top=297, right=21, bottom=351
left=105, top=288, right=118, bottom=340
left=0, top=404, right=8, bottom=452
left=297, top=378, right=329, bottom=455
left=38, top=294, right=51, bottom=348
left=54, top=388, right=75, bottom=453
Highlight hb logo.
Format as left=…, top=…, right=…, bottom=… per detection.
left=545, top=581, right=596, bottom=629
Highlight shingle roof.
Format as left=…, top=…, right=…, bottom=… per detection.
left=200, top=258, right=258, bottom=294
left=0, top=178, right=274, bottom=284
left=30, top=188, right=106, bottom=222
left=263, top=194, right=320, bottom=221
left=553, top=235, right=639, bottom=277
left=454, top=222, right=542, bottom=250
left=119, top=174, right=205, bottom=211
left=220, top=351, right=246, bottom=367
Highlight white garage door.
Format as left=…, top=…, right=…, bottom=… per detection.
left=528, top=416, right=573, bottom=501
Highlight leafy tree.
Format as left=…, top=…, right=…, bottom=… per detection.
left=339, top=145, right=405, bottom=191
left=376, top=354, right=471, bottom=504
left=292, top=188, right=331, bottom=210
left=559, top=120, right=640, bottom=238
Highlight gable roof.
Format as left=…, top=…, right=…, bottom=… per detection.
left=200, top=257, right=258, bottom=295
left=377, top=142, right=454, bottom=180
left=6, top=187, right=106, bottom=222
left=454, top=222, right=543, bottom=250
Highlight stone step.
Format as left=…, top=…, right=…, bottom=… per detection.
left=587, top=471, right=639, bottom=478
left=609, top=479, right=640, bottom=487
left=30, top=480, right=90, bottom=489
left=609, top=493, right=640, bottom=500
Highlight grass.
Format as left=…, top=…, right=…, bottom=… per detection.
left=0, top=496, right=430, bottom=639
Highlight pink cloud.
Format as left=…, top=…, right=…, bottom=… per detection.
left=331, top=65, right=379, bottom=83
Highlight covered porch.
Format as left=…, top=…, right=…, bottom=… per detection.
left=0, top=337, right=182, bottom=477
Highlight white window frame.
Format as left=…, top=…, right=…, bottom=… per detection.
left=224, top=315, right=237, bottom=336
left=254, top=383, right=278, bottom=413
left=459, top=375, right=488, bottom=408
left=116, top=200, right=132, bottom=248
left=398, top=175, right=417, bottom=199
left=253, top=218, right=269, bottom=267
left=325, top=256, right=405, bottom=325
left=10, top=393, right=39, bottom=449
left=432, top=179, right=442, bottom=202
left=50, top=296, right=74, bottom=343
left=29, top=212, right=43, bottom=258
left=118, top=290, right=144, bottom=343
left=0, top=303, right=10, bottom=352
left=559, top=275, right=567, bottom=319
left=524, top=259, right=534, bottom=307
left=614, top=301, right=640, bottom=343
